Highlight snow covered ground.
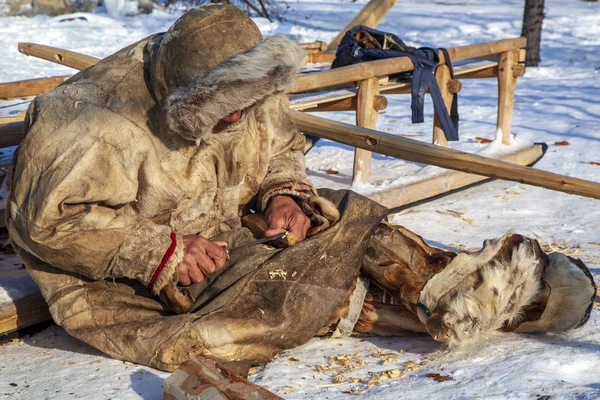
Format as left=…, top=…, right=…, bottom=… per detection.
left=1, top=0, right=600, bottom=398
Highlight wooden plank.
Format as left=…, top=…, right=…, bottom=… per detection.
left=453, top=61, right=498, bottom=78
left=299, top=41, right=327, bottom=52
left=353, top=77, right=380, bottom=183
left=0, top=255, right=51, bottom=335
left=497, top=50, right=519, bottom=144
left=379, top=78, right=461, bottom=95
left=0, top=111, right=26, bottom=124
left=303, top=52, right=336, bottom=65
left=13, top=41, right=527, bottom=94
left=18, top=43, right=99, bottom=71
left=445, top=37, right=526, bottom=63
left=0, top=75, right=70, bottom=99
left=326, top=0, right=399, bottom=52
left=432, top=64, right=453, bottom=147
left=301, top=94, right=387, bottom=113
left=368, top=144, right=543, bottom=208
left=293, top=38, right=527, bottom=93
left=289, top=89, right=357, bottom=111
left=291, top=111, right=600, bottom=200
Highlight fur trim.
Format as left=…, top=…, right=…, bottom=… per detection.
left=418, top=233, right=545, bottom=347
left=150, top=237, right=185, bottom=295
left=515, top=253, right=596, bottom=333
left=259, top=181, right=316, bottom=211
left=164, top=35, right=305, bottom=144
left=301, top=195, right=341, bottom=236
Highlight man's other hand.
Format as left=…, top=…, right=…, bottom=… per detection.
left=178, top=236, right=228, bottom=285
left=264, top=195, right=311, bottom=243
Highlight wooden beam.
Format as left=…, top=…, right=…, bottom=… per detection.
left=0, top=111, right=26, bottom=124
left=368, top=144, right=544, bottom=208
left=18, top=43, right=99, bottom=71
left=299, top=41, right=327, bottom=53
left=14, top=40, right=527, bottom=94
left=326, top=0, right=399, bottom=52
left=432, top=64, right=453, bottom=147
left=497, top=50, right=519, bottom=144
left=380, top=78, right=461, bottom=95
left=303, top=51, right=336, bottom=65
left=301, top=94, right=387, bottom=112
left=353, top=77, right=380, bottom=184
left=0, top=292, right=51, bottom=335
left=0, top=75, right=70, bottom=99
left=445, top=37, right=526, bottom=64
left=289, top=90, right=357, bottom=111
left=293, top=38, right=527, bottom=93
left=454, top=62, right=525, bottom=80
left=290, top=111, right=600, bottom=200
left=0, top=258, right=52, bottom=335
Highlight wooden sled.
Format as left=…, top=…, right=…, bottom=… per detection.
left=289, top=36, right=540, bottom=209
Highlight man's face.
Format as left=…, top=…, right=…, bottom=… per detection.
left=213, top=111, right=242, bottom=132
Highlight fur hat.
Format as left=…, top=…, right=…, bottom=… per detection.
left=416, top=233, right=546, bottom=347
left=515, top=252, right=596, bottom=333
left=147, top=4, right=305, bottom=144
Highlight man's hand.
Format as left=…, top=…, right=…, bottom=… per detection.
left=264, top=195, right=311, bottom=243
left=178, top=236, right=228, bottom=285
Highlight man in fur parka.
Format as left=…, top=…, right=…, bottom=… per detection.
left=7, top=3, right=596, bottom=373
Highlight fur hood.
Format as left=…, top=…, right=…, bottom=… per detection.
left=417, top=232, right=546, bottom=347
left=164, top=35, right=305, bottom=144
left=515, top=252, right=596, bottom=333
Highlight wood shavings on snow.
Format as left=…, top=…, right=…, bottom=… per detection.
left=532, top=233, right=585, bottom=257
left=436, top=210, right=473, bottom=225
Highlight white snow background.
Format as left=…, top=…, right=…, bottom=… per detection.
left=1, top=0, right=600, bottom=398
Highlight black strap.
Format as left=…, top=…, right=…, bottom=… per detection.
left=439, top=48, right=459, bottom=138
left=404, top=48, right=459, bottom=141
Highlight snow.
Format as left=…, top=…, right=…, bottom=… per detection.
left=1, top=0, right=600, bottom=398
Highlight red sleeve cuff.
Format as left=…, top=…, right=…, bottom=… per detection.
left=148, top=232, right=178, bottom=292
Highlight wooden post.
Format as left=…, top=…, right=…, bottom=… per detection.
left=290, top=111, right=600, bottom=201
left=432, top=64, right=453, bottom=147
left=497, top=50, right=519, bottom=144
left=326, top=0, right=399, bottom=52
left=353, top=77, right=380, bottom=184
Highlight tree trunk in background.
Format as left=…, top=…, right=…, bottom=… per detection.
left=521, top=0, right=545, bottom=67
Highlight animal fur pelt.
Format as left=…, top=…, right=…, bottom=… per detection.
left=165, top=35, right=305, bottom=144
left=417, top=233, right=547, bottom=348
left=515, top=252, right=596, bottom=333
